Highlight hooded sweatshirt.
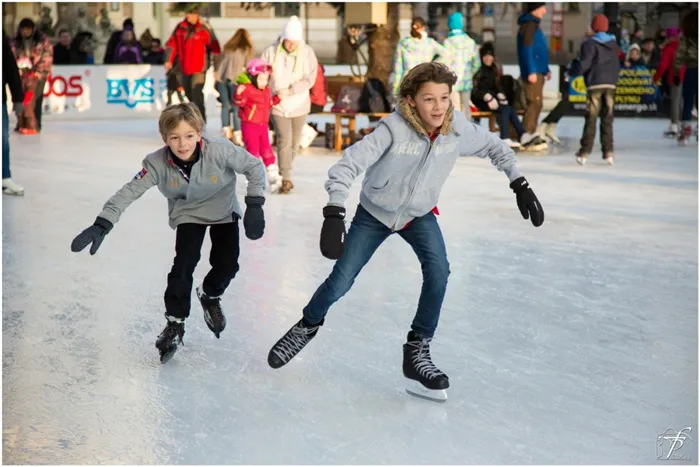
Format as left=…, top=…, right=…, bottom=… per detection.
left=442, top=12, right=481, bottom=93
left=260, top=39, right=318, bottom=119
left=516, top=12, right=550, bottom=78
left=388, top=32, right=446, bottom=95
left=578, top=32, right=621, bottom=89
left=324, top=103, right=522, bottom=231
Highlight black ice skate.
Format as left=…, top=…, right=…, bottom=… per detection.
left=267, top=318, right=323, bottom=369
left=156, top=317, right=185, bottom=364
left=403, top=331, right=450, bottom=403
left=196, top=286, right=226, bottom=338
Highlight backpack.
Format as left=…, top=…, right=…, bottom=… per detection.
left=331, top=85, right=363, bottom=114
left=359, top=78, right=391, bottom=113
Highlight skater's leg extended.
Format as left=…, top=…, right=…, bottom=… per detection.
left=164, top=223, right=207, bottom=320
left=268, top=204, right=391, bottom=369
left=198, top=220, right=240, bottom=337
left=397, top=211, right=450, bottom=399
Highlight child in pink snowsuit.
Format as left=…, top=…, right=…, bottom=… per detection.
left=234, top=58, right=283, bottom=192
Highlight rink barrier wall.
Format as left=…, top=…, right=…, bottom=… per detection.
left=5, top=64, right=561, bottom=121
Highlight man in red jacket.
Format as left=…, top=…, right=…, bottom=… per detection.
left=165, top=5, right=220, bottom=123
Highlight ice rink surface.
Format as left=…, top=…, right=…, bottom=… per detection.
left=2, top=116, right=697, bottom=464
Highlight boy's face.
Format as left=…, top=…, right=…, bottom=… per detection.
left=407, top=82, right=451, bottom=132
left=163, top=121, right=201, bottom=161
left=256, top=72, right=270, bottom=89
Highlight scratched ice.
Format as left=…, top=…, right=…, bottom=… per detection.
left=3, top=116, right=697, bottom=464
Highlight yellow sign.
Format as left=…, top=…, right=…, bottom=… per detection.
left=571, top=75, right=587, bottom=94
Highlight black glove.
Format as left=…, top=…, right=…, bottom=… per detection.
left=320, top=205, right=346, bottom=260
left=510, top=177, right=544, bottom=227
left=243, top=196, right=265, bottom=240
left=71, top=217, right=114, bottom=255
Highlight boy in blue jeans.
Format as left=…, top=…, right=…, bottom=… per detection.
left=267, top=62, right=544, bottom=402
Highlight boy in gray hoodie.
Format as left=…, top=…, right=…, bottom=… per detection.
left=70, top=103, right=267, bottom=363
left=266, top=63, right=544, bottom=402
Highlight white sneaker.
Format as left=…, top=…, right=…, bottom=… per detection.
left=266, top=164, right=282, bottom=193
left=2, top=178, right=24, bottom=196
left=221, top=126, right=233, bottom=140
left=543, top=123, right=561, bottom=144
left=502, top=138, right=522, bottom=149
left=232, top=130, right=244, bottom=147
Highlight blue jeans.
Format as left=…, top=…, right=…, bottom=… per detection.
left=2, top=103, right=10, bottom=179
left=215, top=80, right=240, bottom=130
left=682, top=68, right=698, bottom=122
left=497, top=105, right=526, bottom=139
left=303, top=204, right=451, bottom=338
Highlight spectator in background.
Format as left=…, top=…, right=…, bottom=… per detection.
left=516, top=3, right=551, bottom=150
left=143, top=38, right=165, bottom=65
left=574, top=13, right=621, bottom=166
left=675, top=10, right=698, bottom=143
left=3, top=32, right=25, bottom=195
left=215, top=28, right=253, bottom=145
left=71, top=31, right=94, bottom=65
left=104, top=18, right=134, bottom=64
left=630, top=28, right=644, bottom=47
left=443, top=11, right=480, bottom=118
left=53, top=28, right=80, bottom=65
left=625, top=43, right=644, bottom=67
left=165, top=4, right=220, bottom=123
left=309, top=63, right=328, bottom=113
left=113, top=28, right=143, bottom=64
left=10, top=18, right=53, bottom=135
left=654, top=27, right=684, bottom=138
left=388, top=17, right=445, bottom=98
left=640, top=38, right=660, bottom=68
left=261, top=15, right=318, bottom=195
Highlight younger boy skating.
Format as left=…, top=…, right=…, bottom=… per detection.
left=266, top=62, right=544, bottom=402
left=70, top=103, right=267, bottom=363
left=234, top=58, right=283, bottom=192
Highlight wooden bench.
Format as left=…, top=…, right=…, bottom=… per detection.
left=472, top=109, right=526, bottom=133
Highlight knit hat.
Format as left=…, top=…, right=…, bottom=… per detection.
left=479, top=42, right=495, bottom=58
left=447, top=12, right=464, bottom=31
left=666, top=26, right=681, bottom=38
left=591, top=14, right=609, bottom=33
left=527, top=3, right=545, bottom=13
left=281, top=15, right=303, bottom=42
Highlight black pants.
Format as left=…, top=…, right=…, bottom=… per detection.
left=579, top=88, right=615, bottom=154
left=181, top=73, right=207, bottom=122
left=164, top=221, right=240, bottom=319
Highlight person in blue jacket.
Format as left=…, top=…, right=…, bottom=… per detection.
left=517, top=3, right=550, bottom=149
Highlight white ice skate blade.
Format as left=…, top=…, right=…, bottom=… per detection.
left=405, top=380, right=447, bottom=403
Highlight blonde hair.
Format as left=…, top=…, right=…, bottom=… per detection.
left=158, top=103, right=205, bottom=136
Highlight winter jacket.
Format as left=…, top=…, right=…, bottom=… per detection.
left=261, top=40, right=318, bottom=118
left=97, top=137, right=266, bottom=230
left=471, top=65, right=503, bottom=111
left=442, top=13, right=481, bottom=93
left=578, top=32, right=621, bottom=89
left=114, top=42, right=143, bottom=64
left=516, top=13, right=550, bottom=78
left=325, top=101, right=522, bottom=231
left=3, top=33, right=24, bottom=104
left=654, top=39, right=685, bottom=85
left=388, top=34, right=446, bottom=95
left=52, top=43, right=81, bottom=65
left=310, top=63, right=328, bottom=107
left=216, top=48, right=250, bottom=83
left=233, top=73, right=281, bottom=126
left=675, top=36, right=698, bottom=72
left=166, top=20, right=221, bottom=75
left=10, top=28, right=53, bottom=80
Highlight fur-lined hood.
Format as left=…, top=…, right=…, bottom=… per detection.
left=396, top=99, right=457, bottom=138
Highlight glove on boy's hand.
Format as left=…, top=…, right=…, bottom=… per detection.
left=510, top=177, right=544, bottom=227
left=320, top=206, right=346, bottom=260
left=71, top=217, right=114, bottom=255
left=243, top=196, right=265, bottom=240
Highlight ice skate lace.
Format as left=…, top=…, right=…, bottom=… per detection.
left=409, top=339, right=445, bottom=380
left=203, top=297, right=224, bottom=324
left=273, top=323, right=317, bottom=362
left=164, top=322, right=185, bottom=345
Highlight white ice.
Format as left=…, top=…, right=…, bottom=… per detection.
left=3, top=116, right=697, bottom=464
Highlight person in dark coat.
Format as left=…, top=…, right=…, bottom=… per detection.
left=103, top=18, right=134, bottom=64
left=3, top=33, right=25, bottom=195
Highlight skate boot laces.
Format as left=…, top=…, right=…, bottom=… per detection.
left=273, top=322, right=319, bottom=362
left=162, top=321, right=185, bottom=345
left=202, top=294, right=224, bottom=323
left=408, top=337, right=445, bottom=380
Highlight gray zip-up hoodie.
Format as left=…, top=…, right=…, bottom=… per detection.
left=98, top=136, right=266, bottom=229
left=325, top=101, right=522, bottom=231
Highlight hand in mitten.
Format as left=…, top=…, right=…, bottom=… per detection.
left=320, top=205, right=346, bottom=260
left=243, top=196, right=265, bottom=240
left=71, top=217, right=114, bottom=255
left=496, top=92, right=508, bottom=106
left=483, top=93, right=499, bottom=111
left=510, top=177, right=544, bottom=227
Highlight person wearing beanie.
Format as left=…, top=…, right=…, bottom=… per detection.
left=574, top=14, right=621, bottom=165
left=654, top=26, right=685, bottom=138
left=442, top=11, right=480, bottom=117
left=516, top=3, right=550, bottom=149
left=260, top=16, right=319, bottom=194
